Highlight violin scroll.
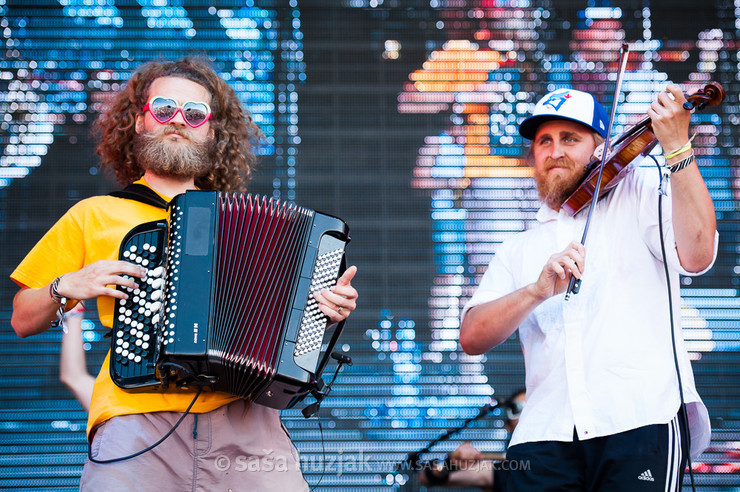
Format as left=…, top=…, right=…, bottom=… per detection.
left=684, top=81, right=725, bottom=111
left=561, top=81, right=726, bottom=216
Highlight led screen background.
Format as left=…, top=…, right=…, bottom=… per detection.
left=0, top=1, right=738, bottom=490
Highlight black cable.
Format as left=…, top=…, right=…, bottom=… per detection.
left=652, top=156, right=696, bottom=491
left=87, top=387, right=202, bottom=464
left=307, top=357, right=348, bottom=491
left=308, top=415, right=326, bottom=492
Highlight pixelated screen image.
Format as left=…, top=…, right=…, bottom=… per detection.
left=0, top=1, right=738, bottom=490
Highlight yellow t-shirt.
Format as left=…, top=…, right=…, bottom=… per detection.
left=10, top=179, right=238, bottom=438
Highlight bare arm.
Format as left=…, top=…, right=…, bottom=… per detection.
left=649, top=85, right=717, bottom=273
left=11, top=260, right=146, bottom=338
left=460, top=242, right=585, bottom=355
left=418, top=464, right=495, bottom=490
left=418, top=443, right=496, bottom=490
left=59, top=306, right=95, bottom=412
left=12, top=285, right=66, bottom=338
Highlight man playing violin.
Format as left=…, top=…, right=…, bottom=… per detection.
left=459, top=86, right=716, bottom=491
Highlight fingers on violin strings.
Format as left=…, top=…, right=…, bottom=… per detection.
left=665, top=84, right=685, bottom=101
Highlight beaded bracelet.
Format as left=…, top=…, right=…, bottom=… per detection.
left=668, top=152, right=695, bottom=174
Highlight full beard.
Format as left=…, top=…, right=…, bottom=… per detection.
left=533, top=158, right=587, bottom=210
left=133, top=126, right=215, bottom=180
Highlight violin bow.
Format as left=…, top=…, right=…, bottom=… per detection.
left=565, top=43, right=631, bottom=300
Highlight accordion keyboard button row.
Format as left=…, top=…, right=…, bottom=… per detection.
left=162, top=206, right=183, bottom=346
left=294, top=248, right=345, bottom=358
left=111, top=231, right=167, bottom=381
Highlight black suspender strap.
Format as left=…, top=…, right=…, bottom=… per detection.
left=108, top=183, right=170, bottom=210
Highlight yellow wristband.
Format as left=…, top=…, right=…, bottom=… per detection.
left=664, top=133, right=696, bottom=159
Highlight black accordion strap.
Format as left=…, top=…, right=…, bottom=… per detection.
left=108, top=183, right=170, bottom=210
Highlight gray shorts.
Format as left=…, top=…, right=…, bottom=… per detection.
left=80, top=399, right=309, bottom=492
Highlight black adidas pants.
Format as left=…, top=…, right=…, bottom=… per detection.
left=501, top=409, right=688, bottom=492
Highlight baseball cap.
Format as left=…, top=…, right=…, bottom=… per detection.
left=518, top=88, right=609, bottom=140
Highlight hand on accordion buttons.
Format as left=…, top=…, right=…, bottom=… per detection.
left=313, top=265, right=358, bottom=323
left=56, top=260, right=147, bottom=302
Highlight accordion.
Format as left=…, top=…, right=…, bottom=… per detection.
left=109, top=191, right=350, bottom=410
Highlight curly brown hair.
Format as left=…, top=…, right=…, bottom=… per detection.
left=95, top=57, right=262, bottom=192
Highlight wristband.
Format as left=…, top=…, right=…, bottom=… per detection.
left=668, top=152, right=695, bottom=174
left=49, top=276, right=68, bottom=328
left=664, top=133, right=696, bottom=159
left=49, top=276, right=68, bottom=305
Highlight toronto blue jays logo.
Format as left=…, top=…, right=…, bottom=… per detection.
left=542, top=91, right=572, bottom=111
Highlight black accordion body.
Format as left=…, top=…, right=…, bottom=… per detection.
left=110, top=191, right=350, bottom=410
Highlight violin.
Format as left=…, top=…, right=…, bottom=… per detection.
left=561, top=81, right=726, bottom=216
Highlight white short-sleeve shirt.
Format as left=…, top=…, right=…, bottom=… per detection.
left=463, top=164, right=716, bottom=458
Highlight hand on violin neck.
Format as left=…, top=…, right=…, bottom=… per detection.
left=647, top=84, right=692, bottom=156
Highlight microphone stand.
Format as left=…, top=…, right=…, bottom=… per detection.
left=393, top=399, right=502, bottom=490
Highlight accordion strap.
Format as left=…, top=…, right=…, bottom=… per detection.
left=109, top=183, right=170, bottom=210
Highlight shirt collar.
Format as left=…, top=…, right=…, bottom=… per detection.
left=535, top=204, right=560, bottom=223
